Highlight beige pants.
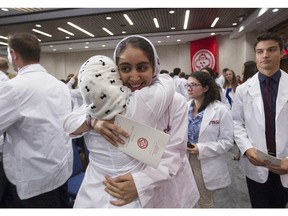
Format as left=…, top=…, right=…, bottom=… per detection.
left=189, top=154, right=214, bottom=208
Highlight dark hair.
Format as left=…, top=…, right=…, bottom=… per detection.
left=254, top=32, right=284, bottom=51
left=114, top=36, right=155, bottom=68
left=8, top=33, right=41, bottom=63
left=223, top=68, right=230, bottom=73
left=173, top=67, right=181, bottom=75
left=189, top=71, right=219, bottom=112
left=200, top=67, right=217, bottom=80
left=242, top=61, right=257, bottom=82
left=160, top=69, right=169, bottom=74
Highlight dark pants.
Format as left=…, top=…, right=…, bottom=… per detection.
left=2, top=179, right=70, bottom=208
left=246, top=171, right=288, bottom=208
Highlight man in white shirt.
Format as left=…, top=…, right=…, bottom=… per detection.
left=173, top=67, right=189, bottom=100
left=0, top=33, right=73, bottom=207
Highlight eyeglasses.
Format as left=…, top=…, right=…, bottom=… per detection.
left=184, top=83, right=202, bottom=89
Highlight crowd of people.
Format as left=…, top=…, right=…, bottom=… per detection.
left=0, top=31, right=288, bottom=208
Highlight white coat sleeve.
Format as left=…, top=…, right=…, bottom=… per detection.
left=63, top=104, right=87, bottom=134
left=197, top=106, right=234, bottom=159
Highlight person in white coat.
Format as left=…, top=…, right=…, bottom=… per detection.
left=186, top=71, right=233, bottom=208
left=0, top=33, right=73, bottom=207
left=63, top=35, right=200, bottom=208
left=232, top=32, right=288, bottom=208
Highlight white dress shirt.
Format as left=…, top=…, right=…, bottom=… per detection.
left=0, top=64, right=73, bottom=199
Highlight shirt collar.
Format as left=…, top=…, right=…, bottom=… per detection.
left=258, top=69, right=281, bottom=84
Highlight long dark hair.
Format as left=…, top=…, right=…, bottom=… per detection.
left=242, top=61, right=257, bottom=82
left=189, top=71, right=219, bottom=112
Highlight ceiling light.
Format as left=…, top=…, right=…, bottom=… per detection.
left=69, top=48, right=72, bottom=50
left=153, top=18, right=159, bottom=28
left=258, top=8, right=268, bottom=17
left=106, top=17, right=112, bottom=20
left=32, top=29, right=52, bottom=37
left=0, top=42, right=8, bottom=46
left=102, top=27, right=114, bottom=35
left=171, top=27, right=175, bottom=30
left=38, top=39, right=41, bottom=42
left=85, top=46, right=89, bottom=49
left=183, top=10, right=190, bottom=30
left=53, top=49, right=56, bottom=51
left=65, top=36, right=70, bottom=39
left=58, top=27, right=74, bottom=36
left=123, top=14, right=133, bottom=25
left=102, top=45, right=106, bottom=47
left=211, top=17, right=219, bottom=27
left=177, top=39, right=181, bottom=42
left=122, top=31, right=126, bottom=34
left=1, top=8, right=8, bottom=12
left=86, top=42, right=89, bottom=44
left=35, top=24, right=41, bottom=27
left=239, top=26, right=244, bottom=32
left=49, top=45, right=54, bottom=47
left=157, top=41, right=161, bottom=43
left=272, top=9, right=279, bottom=12
left=0, top=35, right=8, bottom=40
left=166, top=36, right=170, bottom=38
left=67, top=22, right=95, bottom=37
left=169, top=10, right=175, bottom=14
left=211, top=33, right=215, bottom=35
left=232, top=23, right=237, bottom=26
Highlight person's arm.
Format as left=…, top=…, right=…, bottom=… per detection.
left=265, top=158, right=288, bottom=175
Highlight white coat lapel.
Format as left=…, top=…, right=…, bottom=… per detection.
left=247, top=74, right=265, bottom=120
left=199, top=102, right=216, bottom=137
left=276, top=71, right=288, bottom=118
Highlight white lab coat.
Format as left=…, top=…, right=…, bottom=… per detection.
left=187, top=100, right=233, bottom=190
left=232, top=70, right=288, bottom=187
left=0, top=64, right=73, bottom=199
left=64, top=74, right=199, bottom=208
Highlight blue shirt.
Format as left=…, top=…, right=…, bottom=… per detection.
left=188, top=101, right=205, bottom=143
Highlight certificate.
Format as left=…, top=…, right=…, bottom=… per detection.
left=256, top=148, right=282, bottom=166
left=114, top=114, right=169, bottom=169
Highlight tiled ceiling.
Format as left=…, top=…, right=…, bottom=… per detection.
left=0, top=8, right=287, bottom=53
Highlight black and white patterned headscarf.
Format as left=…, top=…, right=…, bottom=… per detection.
left=78, top=55, right=131, bottom=120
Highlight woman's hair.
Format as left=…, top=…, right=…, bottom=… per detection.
left=189, top=71, right=219, bottom=112
left=200, top=67, right=217, bottom=80
left=223, top=69, right=238, bottom=92
left=8, top=32, right=41, bottom=63
left=114, top=36, right=155, bottom=69
left=242, top=61, right=257, bottom=82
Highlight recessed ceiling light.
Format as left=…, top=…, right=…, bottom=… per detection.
left=35, top=24, right=41, bottom=28
left=32, top=29, right=52, bottom=37
left=157, top=41, right=161, bottom=43
left=102, top=45, right=106, bottom=48
left=65, top=36, right=70, bottom=39
left=68, top=22, right=95, bottom=37
left=177, top=39, right=181, bottom=42
left=69, top=48, right=72, bottom=50
left=106, top=16, right=112, bottom=20
left=1, top=8, right=9, bottom=12
left=169, top=10, right=175, bottom=14
left=58, top=27, right=74, bottom=36
left=85, top=46, right=89, bottom=49
left=272, top=9, right=279, bottom=12
left=153, top=18, right=159, bottom=28
left=0, top=35, right=8, bottom=40
left=102, top=27, right=114, bottom=35
left=232, top=23, right=237, bottom=26
left=256, top=21, right=262, bottom=24
left=183, top=10, right=190, bottom=30
left=166, top=36, right=170, bottom=38
left=171, top=27, right=175, bottom=30
left=211, top=17, right=219, bottom=28
left=211, top=33, right=215, bottom=35
left=53, top=49, right=56, bottom=51
left=122, top=31, right=126, bottom=34
left=0, top=41, right=8, bottom=46
left=123, top=14, right=133, bottom=25
left=239, top=26, right=245, bottom=32
left=86, top=42, right=89, bottom=44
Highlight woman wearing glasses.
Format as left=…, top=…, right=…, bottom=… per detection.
left=185, top=71, right=234, bottom=208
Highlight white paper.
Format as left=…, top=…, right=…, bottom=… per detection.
left=256, top=148, right=282, bottom=166
left=114, top=114, right=169, bottom=168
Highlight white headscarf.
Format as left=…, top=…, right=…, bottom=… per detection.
left=113, top=35, right=161, bottom=78
left=78, top=55, right=131, bottom=119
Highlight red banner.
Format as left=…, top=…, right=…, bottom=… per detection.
left=190, top=36, right=217, bottom=72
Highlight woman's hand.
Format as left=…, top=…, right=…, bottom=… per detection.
left=92, top=119, right=129, bottom=146
left=187, top=144, right=199, bottom=155
left=103, top=173, right=138, bottom=206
